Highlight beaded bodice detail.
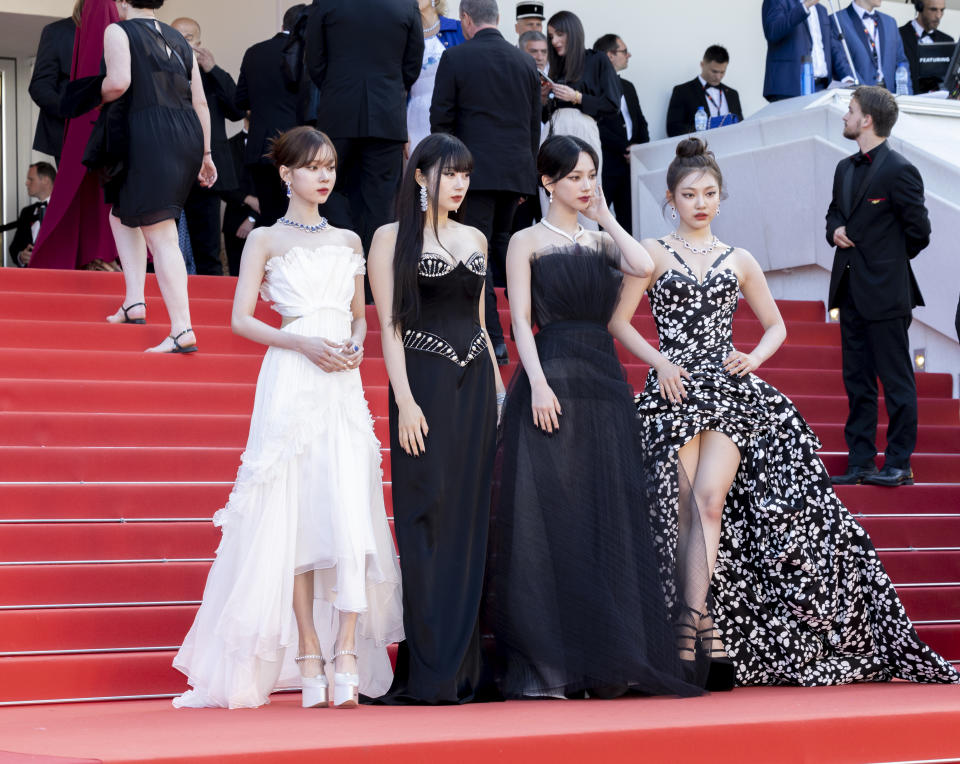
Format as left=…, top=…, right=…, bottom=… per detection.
left=402, top=251, right=488, bottom=368
left=648, top=239, right=738, bottom=370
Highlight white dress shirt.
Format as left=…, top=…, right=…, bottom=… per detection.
left=619, top=93, right=633, bottom=142
left=912, top=19, right=935, bottom=45
left=697, top=76, right=730, bottom=118
left=804, top=0, right=829, bottom=79
left=853, top=2, right=883, bottom=80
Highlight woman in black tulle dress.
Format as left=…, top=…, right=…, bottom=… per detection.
left=369, top=134, right=506, bottom=704
left=100, top=0, right=216, bottom=352
left=610, top=137, right=959, bottom=687
left=485, top=135, right=706, bottom=700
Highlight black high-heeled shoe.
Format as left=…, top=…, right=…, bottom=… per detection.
left=697, top=615, right=735, bottom=692
left=674, top=605, right=700, bottom=684
left=116, top=302, right=146, bottom=324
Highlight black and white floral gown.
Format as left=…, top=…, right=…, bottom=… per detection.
left=634, top=239, right=960, bottom=686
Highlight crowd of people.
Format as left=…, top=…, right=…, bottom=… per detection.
left=6, top=0, right=959, bottom=710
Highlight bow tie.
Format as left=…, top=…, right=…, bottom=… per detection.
left=862, top=12, right=878, bottom=24
left=37, top=200, right=48, bottom=207
left=853, top=152, right=872, bottom=166
left=920, top=30, right=933, bottom=39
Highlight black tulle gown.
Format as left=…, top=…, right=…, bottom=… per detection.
left=485, top=244, right=705, bottom=699
left=635, top=239, right=960, bottom=686
left=379, top=251, right=499, bottom=705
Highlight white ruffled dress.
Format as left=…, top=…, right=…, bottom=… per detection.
left=172, top=245, right=404, bottom=708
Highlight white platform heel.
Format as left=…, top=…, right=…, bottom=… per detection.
left=332, top=648, right=359, bottom=709
left=295, top=654, right=329, bottom=708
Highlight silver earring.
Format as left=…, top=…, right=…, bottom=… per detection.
left=715, top=205, right=720, bottom=217
left=670, top=206, right=677, bottom=220
left=285, top=182, right=292, bottom=199
left=548, top=190, right=554, bottom=204
left=419, top=185, right=428, bottom=212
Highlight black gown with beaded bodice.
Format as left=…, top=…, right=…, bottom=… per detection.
left=485, top=244, right=705, bottom=699
left=635, top=239, right=960, bottom=686
left=379, top=251, right=499, bottom=705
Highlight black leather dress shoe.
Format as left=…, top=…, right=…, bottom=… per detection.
left=863, top=465, right=914, bottom=487
left=494, top=342, right=509, bottom=366
left=830, top=464, right=879, bottom=485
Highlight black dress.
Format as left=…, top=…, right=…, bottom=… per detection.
left=635, top=239, right=960, bottom=686
left=112, top=19, right=203, bottom=227
left=379, top=251, right=499, bottom=704
left=485, top=245, right=705, bottom=699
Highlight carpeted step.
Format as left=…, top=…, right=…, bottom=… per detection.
left=0, top=562, right=210, bottom=607
left=808, top=424, right=960, bottom=454
left=818, top=453, right=960, bottom=483
left=896, top=586, right=960, bottom=622
left=0, top=650, right=184, bottom=704
left=914, top=623, right=960, bottom=661
left=878, top=550, right=960, bottom=583
left=0, top=446, right=391, bottom=483
left=834, top=485, right=960, bottom=515
left=857, top=516, right=960, bottom=548
left=0, top=268, right=238, bottom=300
left=0, top=606, right=198, bottom=653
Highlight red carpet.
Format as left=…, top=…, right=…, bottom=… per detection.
left=0, top=266, right=958, bottom=713
left=0, top=685, right=959, bottom=764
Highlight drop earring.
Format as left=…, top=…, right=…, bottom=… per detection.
left=419, top=185, right=428, bottom=212
left=671, top=206, right=677, bottom=220
left=715, top=204, right=720, bottom=217
left=285, top=181, right=292, bottom=199
left=548, top=190, right=554, bottom=204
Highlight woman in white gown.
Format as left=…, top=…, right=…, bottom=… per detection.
left=172, top=127, right=403, bottom=710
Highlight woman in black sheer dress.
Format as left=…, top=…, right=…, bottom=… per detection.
left=100, top=0, right=216, bottom=352
left=485, top=135, right=707, bottom=700
left=368, top=134, right=506, bottom=704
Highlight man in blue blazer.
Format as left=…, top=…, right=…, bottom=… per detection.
left=763, top=0, right=854, bottom=101
left=836, top=0, right=912, bottom=92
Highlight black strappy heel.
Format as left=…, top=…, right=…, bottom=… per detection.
left=119, top=302, right=147, bottom=324
left=697, top=613, right=735, bottom=692
left=674, top=605, right=701, bottom=684
left=168, top=328, right=198, bottom=354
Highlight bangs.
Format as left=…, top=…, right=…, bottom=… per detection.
left=441, top=142, right=474, bottom=174
left=288, top=138, right=336, bottom=170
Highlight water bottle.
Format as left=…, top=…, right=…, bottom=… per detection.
left=895, top=63, right=910, bottom=96
left=801, top=56, right=814, bottom=96
left=694, top=106, right=708, bottom=133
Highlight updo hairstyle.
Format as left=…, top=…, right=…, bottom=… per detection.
left=665, top=137, right=726, bottom=199
left=267, top=126, right=337, bottom=170
left=538, top=134, right=599, bottom=190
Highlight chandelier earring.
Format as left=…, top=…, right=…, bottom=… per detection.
left=670, top=206, right=677, bottom=221
left=419, top=185, right=428, bottom=212
left=285, top=181, right=292, bottom=199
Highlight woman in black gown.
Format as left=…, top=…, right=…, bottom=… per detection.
left=368, top=134, right=506, bottom=704
left=610, top=137, right=960, bottom=687
left=100, top=0, right=216, bottom=352
left=485, top=135, right=707, bottom=700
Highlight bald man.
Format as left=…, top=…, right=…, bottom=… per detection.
left=171, top=17, right=245, bottom=275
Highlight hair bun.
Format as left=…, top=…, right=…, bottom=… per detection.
left=675, top=137, right=708, bottom=159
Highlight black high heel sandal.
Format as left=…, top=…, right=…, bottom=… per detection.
left=118, top=302, right=146, bottom=324
left=167, top=328, right=198, bottom=354
left=697, top=614, right=735, bottom=692
left=674, top=605, right=701, bottom=684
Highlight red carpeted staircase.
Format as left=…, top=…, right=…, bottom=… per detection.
left=0, top=268, right=957, bottom=705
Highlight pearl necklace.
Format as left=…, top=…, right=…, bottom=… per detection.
left=540, top=219, right=586, bottom=244
left=423, top=19, right=440, bottom=34
left=278, top=216, right=329, bottom=233
left=670, top=231, right=720, bottom=256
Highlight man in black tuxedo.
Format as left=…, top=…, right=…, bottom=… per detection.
left=899, top=0, right=955, bottom=94
left=826, top=86, right=930, bottom=487
left=593, top=34, right=649, bottom=234
left=28, top=11, right=77, bottom=164
left=173, top=18, right=246, bottom=275
left=666, top=45, right=744, bottom=138
left=221, top=116, right=261, bottom=277
left=8, top=163, right=56, bottom=268
left=236, top=5, right=305, bottom=228
left=431, top=0, right=541, bottom=365
left=306, top=0, right=423, bottom=254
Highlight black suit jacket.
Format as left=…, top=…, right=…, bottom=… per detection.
left=898, top=23, right=954, bottom=94
left=598, top=76, right=649, bottom=178
left=29, top=17, right=76, bottom=159
left=200, top=66, right=245, bottom=192
left=666, top=77, right=743, bottom=138
left=235, top=34, right=301, bottom=166
left=8, top=201, right=48, bottom=267
left=430, top=28, right=540, bottom=195
left=306, top=0, right=423, bottom=141
left=221, top=131, right=260, bottom=236
left=825, top=142, right=930, bottom=321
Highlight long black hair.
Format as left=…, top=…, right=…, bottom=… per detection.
left=392, top=133, right=474, bottom=334
left=546, top=11, right=586, bottom=83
